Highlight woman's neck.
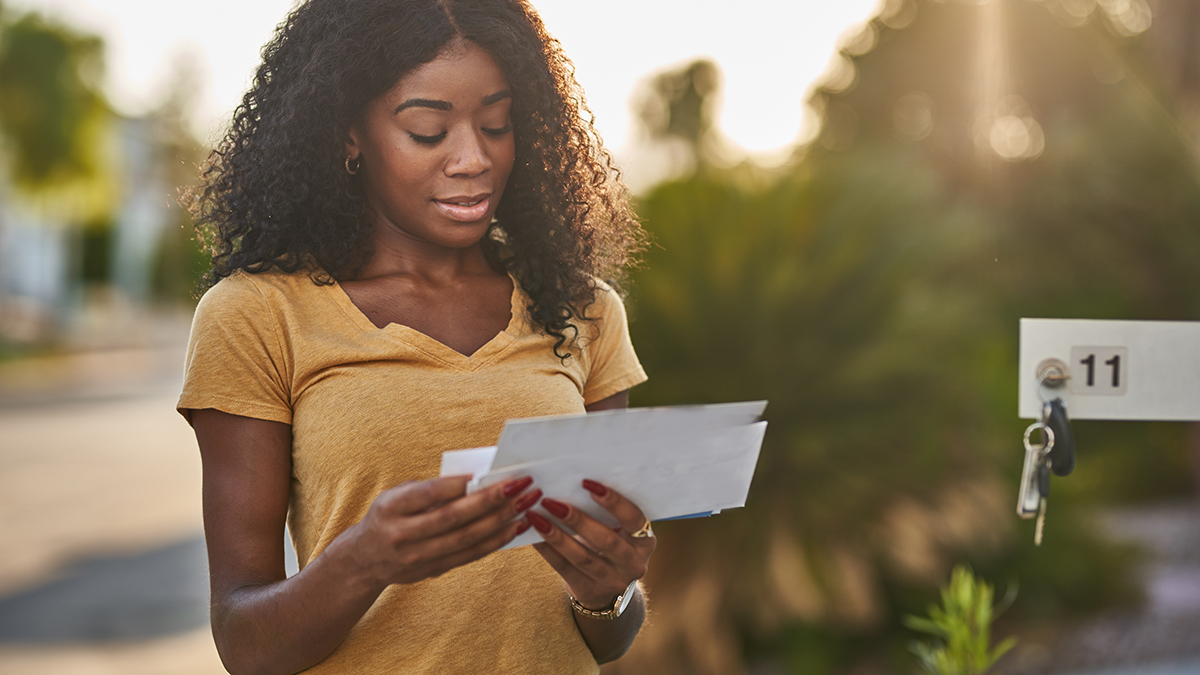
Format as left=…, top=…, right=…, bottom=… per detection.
left=355, top=220, right=498, bottom=284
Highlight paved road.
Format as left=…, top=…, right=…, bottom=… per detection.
left=0, top=535, right=208, bottom=643
left=1027, top=503, right=1200, bottom=675
left=0, top=349, right=226, bottom=674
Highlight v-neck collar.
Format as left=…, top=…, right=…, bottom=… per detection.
left=326, top=274, right=526, bottom=371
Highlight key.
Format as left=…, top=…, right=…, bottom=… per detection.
left=1034, top=462, right=1050, bottom=546
left=1017, top=422, right=1055, bottom=520
left=1017, top=436, right=1042, bottom=518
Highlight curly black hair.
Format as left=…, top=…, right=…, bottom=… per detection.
left=189, top=0, right=643, bottom=356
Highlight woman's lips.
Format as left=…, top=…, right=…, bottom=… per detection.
left=434, top=194, right=491, bottom=222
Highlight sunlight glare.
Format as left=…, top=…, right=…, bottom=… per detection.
left=8, top=0, right=883, bottom=158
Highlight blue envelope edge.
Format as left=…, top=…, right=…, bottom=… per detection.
left=658, top=511, right=713, bottom=521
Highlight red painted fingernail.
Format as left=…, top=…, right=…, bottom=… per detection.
left=503, top=476, right=533, bottom=497
left=514, top=489, right=543, bottom=512
left=515, top=520, right=531, bottom=535
left=582, top=479, right=608, bottom=497
left=527, top=511, right=552, bottom=534
left=541, top=498, right=570, bottom=519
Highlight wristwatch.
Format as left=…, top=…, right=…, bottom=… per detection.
left=569, top=580, right=639, bottom=620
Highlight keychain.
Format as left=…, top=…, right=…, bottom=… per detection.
left=1017, top=420, right=1054, bottom=546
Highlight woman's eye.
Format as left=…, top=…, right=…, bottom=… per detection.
left=483, top=124, right=513, bottom=136
left=409, top=132, right=446, bottom=144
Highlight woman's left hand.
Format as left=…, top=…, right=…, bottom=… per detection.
left=527, top=479, right=655, bottom=610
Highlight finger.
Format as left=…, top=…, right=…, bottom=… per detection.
left=420, top=475, right=535, bottom=513
left=539, top=498, right=644, bottom=575
left=394, top=477, right=535, bottom=541
left=411, top=488, right=543, bottom=561
left=581, top=480, right=653, bottom=539
left=379, top=476, right=471, bottom=516
left=532, top=540, right=601, bottom=593
left=526, top=510, right=620, bottom=588
left=424, top=518, right=531, bottom=578
left=532, top=541, right=585, bottom=585
left=531, top=539, right=623, bottom=611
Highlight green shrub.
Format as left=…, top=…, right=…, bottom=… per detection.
left=904, top=566, right=1016, bottom=675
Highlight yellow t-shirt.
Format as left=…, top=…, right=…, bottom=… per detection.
left=177, top=269, right=647, bottom=674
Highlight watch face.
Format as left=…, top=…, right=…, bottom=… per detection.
left=616, top=580, right=638, bottom=616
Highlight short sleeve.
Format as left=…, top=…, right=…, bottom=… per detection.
left=581, top=282, right=648, bottom=405
left=177, top=274, right=294, bottom=425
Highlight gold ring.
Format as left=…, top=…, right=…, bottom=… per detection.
left=630, top=520, right=654, bottom=539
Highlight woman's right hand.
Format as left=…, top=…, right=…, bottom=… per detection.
left=190, top=408, right=537, bottom=675
left=346, top=474, right=539, bottom=588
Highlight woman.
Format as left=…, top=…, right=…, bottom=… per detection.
left=178, top=0, right=652, bottom=672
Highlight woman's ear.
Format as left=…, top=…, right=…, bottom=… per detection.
left=344, top=126, right=365, bottom=175
left=344, top=126, right=363, bottom=161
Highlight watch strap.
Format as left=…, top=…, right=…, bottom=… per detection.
left=569, top=580, right=638, bottom=620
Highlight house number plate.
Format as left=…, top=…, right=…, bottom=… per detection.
left=1019, top=319, right=1200, bottom=421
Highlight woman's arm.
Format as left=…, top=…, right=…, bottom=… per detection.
left=531, top=389, right=650, bottom=664
left=530, top=481, right=654, bottom=663
left=584, top=390, right=629, bottom=413
left=191, top=409, right=535, bottom=675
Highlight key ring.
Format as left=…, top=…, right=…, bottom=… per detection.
left=1023, top=421, right=1055, bottom=460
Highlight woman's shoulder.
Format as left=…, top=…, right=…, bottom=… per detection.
left=192, top=269, right=330, bottom=336
left=567, top=278, right=631, bottom=349
left=585, top=278, right=627, bottom=319
left=199, top=268, right=323, bottom=307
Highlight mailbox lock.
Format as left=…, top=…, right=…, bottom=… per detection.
left=1036, top=358, right=1069, bottom=389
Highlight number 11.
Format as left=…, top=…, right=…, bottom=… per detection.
left=1079, top=353, right=1121, bottom=388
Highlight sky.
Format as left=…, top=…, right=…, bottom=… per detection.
left=7, top=0, right=882, bottom=164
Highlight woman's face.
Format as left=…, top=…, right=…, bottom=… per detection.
left=347, top=40, right=515, bottom=251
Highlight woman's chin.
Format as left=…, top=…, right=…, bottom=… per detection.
left=439, top=220, right=497, bottom=248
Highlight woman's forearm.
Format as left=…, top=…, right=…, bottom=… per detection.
left=211, top=524, right=385, bottom=675
left=573, top=584, right=646, bottom=664
left=207, top=476, right=532, bottom=675
left=193, top=411, right=537, bottom=674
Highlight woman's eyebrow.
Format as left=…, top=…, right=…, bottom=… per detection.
left=482, top=89, right=512, bottom=106
left=393, top=98, right=451, bottom=114
left=392, top=90, right=509, bottom=115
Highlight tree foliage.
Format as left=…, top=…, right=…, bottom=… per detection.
left=0, top=8, right=109, bottom=192
left=615, top=1, right=1190, bottom=673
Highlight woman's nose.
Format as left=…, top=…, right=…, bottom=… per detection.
left=445, top=130, right=492, bottom=177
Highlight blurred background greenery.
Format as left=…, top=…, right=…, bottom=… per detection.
left=618, top=0, right=1200, bottom=672
left=0, top=0, right=206, bottom=361
left=1, top=0, right=1199, bottom=673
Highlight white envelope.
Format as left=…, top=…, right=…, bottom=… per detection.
left=440, top=401, right=768, bottom=548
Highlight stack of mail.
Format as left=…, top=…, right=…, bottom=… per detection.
left=440, top=401, right=768, bottom=548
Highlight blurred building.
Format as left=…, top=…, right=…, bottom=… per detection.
left=0, top=115, right=176, bottom=347
left=0, top=7, right=205, bottom=351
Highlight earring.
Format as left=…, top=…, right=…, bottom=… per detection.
left=345, top=156, right=361, bottom=175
